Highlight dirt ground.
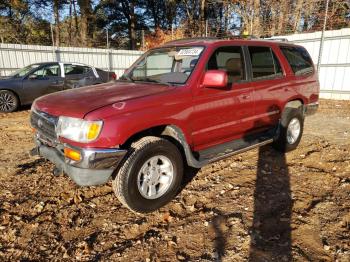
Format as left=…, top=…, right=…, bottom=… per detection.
left=0, top=100, right=349, bottom=262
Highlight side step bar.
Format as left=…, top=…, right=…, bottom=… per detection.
left=162, top=125, right=277, bottom=169
left=206, top=138, right=273, bottom=164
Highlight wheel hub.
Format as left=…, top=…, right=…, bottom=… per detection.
left=287, top=117, right=301, bottom=144
left=137, top=155, right=174, bottom=199
left=0, top=92, right=16, bottom=112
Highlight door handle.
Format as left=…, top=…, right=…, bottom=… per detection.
left=241, top=94, right=250, bottom=99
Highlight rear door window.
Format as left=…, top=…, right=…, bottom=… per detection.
left=280, top=46, right=314, bottom=76
left=248, top=46, right=283, bottom=80
left=64, top=64, right=91, bottom=76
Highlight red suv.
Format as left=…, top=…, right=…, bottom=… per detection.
left=30, top=38, right=319, bottom=213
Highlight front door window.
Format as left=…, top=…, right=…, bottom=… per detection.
left=32, top=64, right=60, bottom=78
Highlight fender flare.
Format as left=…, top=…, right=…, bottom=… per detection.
left=161, top=125, right=204, bottom=168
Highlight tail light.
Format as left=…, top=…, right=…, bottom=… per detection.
left=111, top=72, right=117, bottom=80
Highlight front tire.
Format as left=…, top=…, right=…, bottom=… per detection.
left=0, top=90, right=19, bottom=113
left=273, top=107, right=304, bottom=152
left=112, top=136, right=184, bottom=213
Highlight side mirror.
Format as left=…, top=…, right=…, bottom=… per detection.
left=201, top=70, right=228, bottom=89
left=28, top=74, right=38, bottom=80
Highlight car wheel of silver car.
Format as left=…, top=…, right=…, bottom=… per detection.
left=273, top=106, right=304, bottom=152
left=112, top=136, right=184, bottom=213
left=0, top=90, right=19, bottom=113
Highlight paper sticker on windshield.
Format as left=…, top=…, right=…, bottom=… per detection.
left=177, top=48, right=203, bottom=56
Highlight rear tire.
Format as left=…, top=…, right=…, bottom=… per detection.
left=112, top=136, right=184, bottom=213
left=0, top=90, right=19, bottom=113
left=273, top=107, right=304, bottom=152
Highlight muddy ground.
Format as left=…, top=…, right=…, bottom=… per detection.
left=0, top=100, right=349, bottom=262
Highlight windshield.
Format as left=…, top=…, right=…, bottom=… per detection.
left=9, top=64, right=41, bottom=78
left=121, top=46, right=204, bottom=85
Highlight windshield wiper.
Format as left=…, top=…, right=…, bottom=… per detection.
left=134, top=78, right=171, bottom=86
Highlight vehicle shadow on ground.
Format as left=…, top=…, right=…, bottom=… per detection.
left=15, top=158, right=48, bottom=175
left=181, top=166, right=200, bottom=189
left=20, top=105, right=31, bottom=111
left=206, top=146, right=292, bottom=262
left=248, top=146, right=292, bottom=261
left=209, top=105, right=293, bottom=261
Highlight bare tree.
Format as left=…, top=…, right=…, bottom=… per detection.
left=53, top=0, right=60, bottom=46
left=77, top=0, right=93, bottom=46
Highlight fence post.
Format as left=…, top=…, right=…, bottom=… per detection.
left=317, top=0, right=330, bottom=72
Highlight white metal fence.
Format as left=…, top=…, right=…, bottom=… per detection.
left=1, top=29, right=350, bottom=100
left=0, top=44, right=143, bottom=79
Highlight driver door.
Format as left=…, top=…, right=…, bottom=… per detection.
left=191, top=45, right=256, bottom=151
left=22, top=63, right=64, bottom=102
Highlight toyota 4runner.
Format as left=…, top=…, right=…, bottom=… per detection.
left=30, top=38, right=319, bottom=213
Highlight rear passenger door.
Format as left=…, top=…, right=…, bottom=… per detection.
left=192, top=45, right=256, bottom=150
left=64, top=64, right=96, bottom=89
left=247, top=45, right=287, bottom=132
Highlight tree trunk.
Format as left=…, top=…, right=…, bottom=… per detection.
left=129, top=1, right=136, bottom=50
left=200, top=0, right=206, bottom=36
left=150, top=0, right=160, bottom=30
left=293, top=0, right=304, bottom=32
left=252, top=0, right=260, bottom=37
left=78, top=0, right=92, bottom=47
left=69, top=0, right=72, bottom=46
left=73, top=0, right=79, bottom=45
left=53, top=0, right=60, bottom=47
left=277, top=0, right=289, bottom=35
left=270, top=6, right=276, bottom=36
left=224, top=0, right=230, bottom=36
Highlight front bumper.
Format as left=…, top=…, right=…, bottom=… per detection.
left=31, top=136, right=127, bottom=186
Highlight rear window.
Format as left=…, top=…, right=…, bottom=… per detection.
left=280, top=46, right=314, bottom=76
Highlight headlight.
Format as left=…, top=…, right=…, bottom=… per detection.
left=56, top=116, right=103, bottom=143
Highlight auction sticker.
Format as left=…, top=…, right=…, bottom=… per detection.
left=177, top=48, right=203, bottom=56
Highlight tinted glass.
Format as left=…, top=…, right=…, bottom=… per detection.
left=280, top=46, right=314, bottom=75
left=33, top=64, right=60, bottom=77
left=65, top=64, right=90, bottom=75
left=10, top=64, right=41, bottom=78
left=207, top=46, right=245, bottom=83
left=249, top=46, right=282, bottom=80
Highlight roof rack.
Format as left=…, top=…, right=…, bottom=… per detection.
left=265, top=38, right=289, bottom=42
left=224, top=35, right=259, bottom=40
left=165, top=37, right=219, bottom=44
left=164, top=35, right=265, bottom=45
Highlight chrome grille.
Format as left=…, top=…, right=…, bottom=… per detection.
left=30, top=110, right=58, bottom=141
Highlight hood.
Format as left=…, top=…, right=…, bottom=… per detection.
left=34, top=81, right=173, bottom=118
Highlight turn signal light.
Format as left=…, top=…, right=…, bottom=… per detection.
left=87, top=123, right=102, bottom=140
left=64, top=147, right=81, bottom=161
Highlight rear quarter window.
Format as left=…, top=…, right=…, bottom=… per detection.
left=280, top=46, right=314, bottom=76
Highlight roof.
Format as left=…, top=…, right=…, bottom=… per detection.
left=162, top=37, right=298, bottom=48
left=30, top=61, right=92, bottom=67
